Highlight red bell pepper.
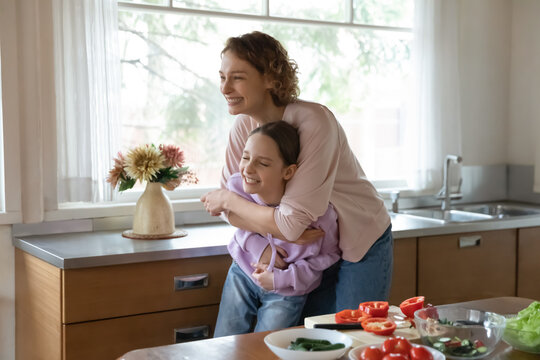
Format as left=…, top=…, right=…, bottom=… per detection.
left=361, top=317, right=397, bottom=336
left=359, top=301, right=390, bottom=317
left=399, top=296, right=425, bottom=318
left=335, top=309, right=369, bottom=324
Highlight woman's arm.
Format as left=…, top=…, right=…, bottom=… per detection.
left=201, top=188, right=284, bottom=238
left=202, top=188, right=324, bottom=243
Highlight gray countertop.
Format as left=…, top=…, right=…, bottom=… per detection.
left=12, top=209, right=540, bottom=270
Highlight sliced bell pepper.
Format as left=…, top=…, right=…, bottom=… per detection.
left=399, top=296, right=425, bottom=318
left=361, top=317, right=397, bottom=336
left=359, top=301, right=389, bottom=317
left=335, top=309, right=369, bottom=324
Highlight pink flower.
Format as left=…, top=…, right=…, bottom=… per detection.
left=106, top=152, right=126, bottom=188
left=179, top=169, right=199, bottom=185
left=159, top=144, right=185, bottom=168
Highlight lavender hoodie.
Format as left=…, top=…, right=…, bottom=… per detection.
left=227, top=173, right=341, bottom=296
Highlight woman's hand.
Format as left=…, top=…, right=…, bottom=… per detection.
left=293, top=228, right=325, bottom=245
left=200, top=189, right=232, bottom=216
left=258, top=245, right=288, bottom=270
left=251, top=263, right=274, bottom=291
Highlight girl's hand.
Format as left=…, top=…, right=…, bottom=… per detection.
left=200, top=189, right=231, bottom=216
left=258, top=245, right=289, bottom=270
left=251, top=263, right=274, bottom=291
left=293, top=228, right=325, bottom=245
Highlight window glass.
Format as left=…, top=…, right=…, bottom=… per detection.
left=121, top=0, right=169, bottom=6
left=270, top=0, right=347, bottom=22
left=353, top=0, right=414, bottom=27
left=173, top=0, right=262, bottom=14
left=118, top=9, right=412, bottom=190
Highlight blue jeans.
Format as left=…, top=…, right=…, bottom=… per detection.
left=300, top=224, right=394, bottom=319
left=214, top=262, right=307, bottom=337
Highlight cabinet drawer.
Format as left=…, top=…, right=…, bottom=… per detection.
left=63, top=255, right=231, bottom=323
left=418, top=229, right=516, bottom=305
left=63, top=304, right=219, bottom=360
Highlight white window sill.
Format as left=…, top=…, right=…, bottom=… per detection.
left=46, top=198, right=205, bottom=222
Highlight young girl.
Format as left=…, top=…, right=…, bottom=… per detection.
left=213, top=121, right=341, bottom=337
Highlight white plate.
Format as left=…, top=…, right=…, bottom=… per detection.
left=349, top=343, right=445, bottom=360
left=264, top=328, right=353, bottom=360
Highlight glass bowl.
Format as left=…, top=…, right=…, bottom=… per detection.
left=414, top=306, right=506, bottom=359
left=503, top=315, right=540, bottom=354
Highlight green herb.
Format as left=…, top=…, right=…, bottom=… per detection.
left=288, top=337, right=345, bottom=352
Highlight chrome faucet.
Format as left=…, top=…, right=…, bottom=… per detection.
left=436, top=155, right=463, bottom=211
left=390, top=190, right=400, bottom=213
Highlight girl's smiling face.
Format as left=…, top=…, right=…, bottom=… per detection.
left=219, top=51, right=274, bottom=119
left=239, top=133, right=296, bottom=206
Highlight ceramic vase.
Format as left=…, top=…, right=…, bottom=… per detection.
left=132, top=182, right=175, bottom=236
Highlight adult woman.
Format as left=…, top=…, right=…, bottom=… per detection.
left=202, top=31, right=393, bottom=315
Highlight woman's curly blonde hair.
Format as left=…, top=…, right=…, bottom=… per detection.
left=222, top=31, right=299, bottom=107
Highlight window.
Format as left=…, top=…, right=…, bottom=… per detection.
left=117, top=0, right=413, bottom=197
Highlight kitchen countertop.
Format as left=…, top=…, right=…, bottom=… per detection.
left=12, top=205, right=540, bottom=269
left=119, top=297, right=538, bottom=360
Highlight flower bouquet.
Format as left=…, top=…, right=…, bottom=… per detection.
left=107, top=144, right=197, bottom=191
left=107, top=144, right=196, bottom=240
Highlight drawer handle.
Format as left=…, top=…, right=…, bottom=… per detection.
left=174, top=273, right=209, bottom=291
left=459, top=235, right=481, bottom=248
left=174, top=325, right=209, bottom=343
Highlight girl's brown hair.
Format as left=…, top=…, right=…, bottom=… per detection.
left=250, top=121, right=300, bottom=167
left=222, top=31, right=299, bottom=107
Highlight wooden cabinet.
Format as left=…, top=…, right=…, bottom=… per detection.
left=15, top=249, right=231, bottom=360
left=517, top=227, right=540, bottom=300
left=417, top=229, right=516, bottom=305
left=388, top=237, right=417, bottom=305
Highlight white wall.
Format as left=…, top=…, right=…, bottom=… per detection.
left=0, top=226, right=15, bottom=360
left=508, top=0, right=540, bottom=165
left=459, top=0, right=511, bottom=166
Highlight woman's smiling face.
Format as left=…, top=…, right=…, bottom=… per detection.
left=219, top=51, right=274, bottom=118
left=239, top=133, right=295, bottom=205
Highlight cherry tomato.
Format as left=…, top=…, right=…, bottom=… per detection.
left=361, top=317, right=397, bottom=336
left=399, top=296, right=425, bottom=318
left=360, top=345, right=384, bottom=360
left=393, top=337, right=412, bottom=355
left=335, top=309, right=369, bottom=324
left=359, top=301, right=390, bottom=317
left=409, top=345, right=433, bottom=360
left=381, top=337, right=411, bottom=355
left=381, top=338, right=398, bottom=354
left=382, top=353, right=409, bottom=360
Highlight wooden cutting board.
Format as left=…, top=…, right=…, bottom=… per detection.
left=303, top=306, right=420, bottom=347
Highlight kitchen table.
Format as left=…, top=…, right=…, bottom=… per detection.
left=119, top=297, right=538, bottom=360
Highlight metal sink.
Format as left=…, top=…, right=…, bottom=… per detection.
left=400, top=208, right=494, bottom=223
left=454, top=203, right=540, bottom=218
